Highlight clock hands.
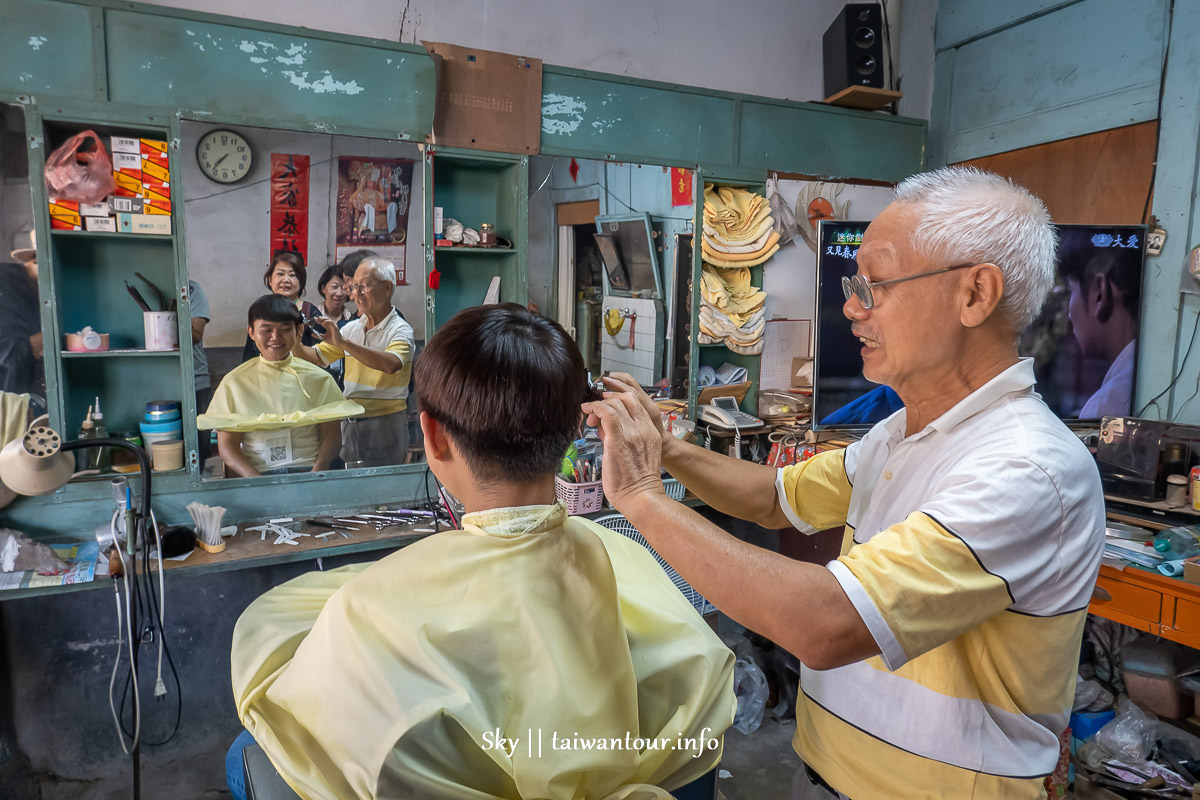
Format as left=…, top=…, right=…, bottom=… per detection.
left=212, top=153, right=229, bottom=169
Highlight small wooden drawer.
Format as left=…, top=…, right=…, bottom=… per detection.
left=1092, top=575, right=1161, bottom=623
left=1173, top=598, right=1200, bottom=637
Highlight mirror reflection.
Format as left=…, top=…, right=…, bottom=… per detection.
left=527, top=156, right=692, bottom=395
left=0, top=103, right=42, bottom=407
left=180, top=122, right=425, bottom=479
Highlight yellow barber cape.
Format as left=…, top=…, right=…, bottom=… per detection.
left=197, top=355, right=364, bottom=431
left=231, top=503, right=735, bottom=800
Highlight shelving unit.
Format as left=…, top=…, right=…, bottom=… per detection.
left=688, top=176, right=768, bottom=417
left=33, top=111, right=192, bottom=476
left=423, top=146, right=528, bottom=335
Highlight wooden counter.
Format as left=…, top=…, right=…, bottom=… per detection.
left=1091, top=565, right=1200, bottom=650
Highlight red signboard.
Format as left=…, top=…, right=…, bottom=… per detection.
left=270, top=153, right=310, bottom=263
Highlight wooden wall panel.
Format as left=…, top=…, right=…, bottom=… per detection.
left=958, top=121, right=1157, bottom=224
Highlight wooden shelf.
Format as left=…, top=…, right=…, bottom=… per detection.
left=823, top=86, right=902, bottom=112
left=60, top=349, right=180, bottom=358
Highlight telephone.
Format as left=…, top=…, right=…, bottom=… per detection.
left=697, top=396, right=764, bottom=431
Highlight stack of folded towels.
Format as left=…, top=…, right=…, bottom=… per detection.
left=699, top=184, right=776, bottom=355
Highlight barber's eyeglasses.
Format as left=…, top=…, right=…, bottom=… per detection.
left=841, top=262, right=978, bottom=310
left=344, top=282, right=380, bottom=295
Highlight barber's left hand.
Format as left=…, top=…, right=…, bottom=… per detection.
left=581, top=391, right=667, bottom=511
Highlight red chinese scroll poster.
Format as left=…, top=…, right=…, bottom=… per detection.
left=671, top=167, right=693, bottom=207
left=270, top=153, right=310, bottom=263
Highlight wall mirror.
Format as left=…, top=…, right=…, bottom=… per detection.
left=526, top=156, right=692, bottom=389
left=179, top=120, right=426, bottom=482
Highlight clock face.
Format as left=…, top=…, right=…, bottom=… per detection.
left=196, top=129, right=253, bottom=184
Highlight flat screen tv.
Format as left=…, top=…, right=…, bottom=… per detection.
left=812, top=220, right=1146, bottom=430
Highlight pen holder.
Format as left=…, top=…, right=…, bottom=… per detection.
left=555, top=476, right=604, bottom=515
left=143, top=311, right=178, bottom=351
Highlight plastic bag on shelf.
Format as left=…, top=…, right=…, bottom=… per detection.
left=44, top=130, right=116, bottom=203
left=732, top=657, right=769, bottom=735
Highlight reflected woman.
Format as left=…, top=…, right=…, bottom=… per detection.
left=240, top=251, right=321, bottom=363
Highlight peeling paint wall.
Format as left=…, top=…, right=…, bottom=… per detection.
left=134, top=0, right=937, bottom=118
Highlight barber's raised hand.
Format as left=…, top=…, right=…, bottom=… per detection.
left=598, top=373, right=671, bottom=449
left=313, top=316, right=342, bottom=347
left=581, top=376, right=668, bottom=510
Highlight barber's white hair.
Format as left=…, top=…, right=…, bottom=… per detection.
left=360, top=256, right=397, bottom=286
left=893, top=166, right=1057, bottom=331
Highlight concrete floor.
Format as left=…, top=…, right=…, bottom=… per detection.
left=718, top=715, right=799, bottom=800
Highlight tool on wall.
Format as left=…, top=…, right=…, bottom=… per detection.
left=604, top=307, right=636, bottom=348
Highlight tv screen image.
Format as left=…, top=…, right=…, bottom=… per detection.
left=811, top=220, right=1145, bottom=429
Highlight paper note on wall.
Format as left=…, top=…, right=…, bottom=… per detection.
left=760, top=319, right=812, bottom=390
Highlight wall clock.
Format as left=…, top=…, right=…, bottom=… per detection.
left=196, top=129, right=253, bottom=184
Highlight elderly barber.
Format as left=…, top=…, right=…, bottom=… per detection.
left=294, top=257, right=414, bottom=467
left=584, top=167, right=1105, bottom=799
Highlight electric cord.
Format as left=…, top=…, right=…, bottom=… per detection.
left=1141, top=0, right=1174, bottom=226
left=1137, top=300, right=1200, bottom=418
left=880, top=0, right=897, bottom=102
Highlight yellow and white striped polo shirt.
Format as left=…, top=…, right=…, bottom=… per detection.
left=777, top=358, right=1104, bottom=799
left=315, top=307, right=414, bottom=418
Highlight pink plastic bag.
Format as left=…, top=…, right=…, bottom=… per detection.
left=44, top=130, right=116, bottom=203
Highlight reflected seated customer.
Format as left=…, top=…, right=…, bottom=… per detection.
left=198, top=294, right=364, bottom=477
left=231, top=303, right=735, bottom=800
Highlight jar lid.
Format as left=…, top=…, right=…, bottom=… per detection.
left=146, top=400, right=181, bottom=411
left=1168, top=474, right=1188, bottom=484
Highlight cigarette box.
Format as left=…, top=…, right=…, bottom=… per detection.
left=117, top=213, right=171, bottom=235
left=139, top=158, right=170, bottom=184
left=84, top=215, right=117, bottom=233
left=113, top=152, right=142, bottom=172
left=110, top=196, right=143, bottom=214
left=49, top=217, right=81, bottom=231
left=79, top=201, right=110, bottom=217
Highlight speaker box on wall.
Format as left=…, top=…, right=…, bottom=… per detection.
left=823, top=3, right=885, bottom=98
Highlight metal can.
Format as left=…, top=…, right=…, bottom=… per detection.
left=479, top=223, right=496, bottom=247
left=1191, top=466, right=1200, bottom=510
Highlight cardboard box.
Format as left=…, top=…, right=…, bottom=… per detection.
left=1183, top=555, right=1200, bottom=584
left=110, top=196, right=143, bottom=214
left=422, top=41, right=543, bottom=154
left=792, top=357, right=813, bottom=389
left=111, top=137, right=167, bottom=158
left=113, top=152, right=142, bottom=172
left=79, top=201, right=110, bottom=217
left=113, top=171, right=144, bottom=195
left=139, top=158, right=170, bottom=183
left=48, top=199, right=81, bottom=227
left=117, top=213, right=171, bottom=235
left=49, top=217, right=81, bottom=231
left=84, top=215, right=117, bottom=233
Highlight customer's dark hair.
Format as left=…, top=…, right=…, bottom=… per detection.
left=264, top=250, right=308, bottom=295
left=316, top=264, right=341, bottom=298
left=337, top=249, right=377, bottom=281
left=415, top=303, right=592, bottom=484
left=247, top=293, right=302, bottom=328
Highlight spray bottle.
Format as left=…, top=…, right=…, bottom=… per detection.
left=76, top=405, right=95, bottom=471
left=89, top=396, right=111, bottom=472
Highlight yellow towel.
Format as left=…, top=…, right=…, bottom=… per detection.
left=0, top=391, right=30, bottom=450
left=701, top=231, right=781, bottom=264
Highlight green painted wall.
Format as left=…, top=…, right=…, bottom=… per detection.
left=0, top=0, right=926, bottom=539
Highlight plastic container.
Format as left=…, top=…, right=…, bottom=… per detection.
left=1154, top=526, right=1200, bottom=560
left=1167, top=474, right=1189, bottom=507
left=1122, top=637, right=1195, bottom=719
left=145, top=400, right=181, bottom=423
left=149, top=440, right=183, bottom=472
left=140, top=418, right=181, bottom=447
left=143, top=311, right=178, bottom=351
left=555, top=476, right=604, bottom=514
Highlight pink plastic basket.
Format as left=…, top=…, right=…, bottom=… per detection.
left=555, top=476, right=604, bottom=514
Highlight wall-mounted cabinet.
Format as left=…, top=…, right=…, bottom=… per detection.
left=33, top=112, right=191, bottom=478
left=424, top=147, right=528, bottom=335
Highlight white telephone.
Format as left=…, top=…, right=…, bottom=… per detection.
left=697, top=396, right=764, bottom=430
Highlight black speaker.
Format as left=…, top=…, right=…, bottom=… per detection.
left=823, top=3, right=885, bottom=97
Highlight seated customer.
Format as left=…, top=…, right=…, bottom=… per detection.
left=198, top=295, right=363, bottom=477
left=231, top=304, right=735, bottom=800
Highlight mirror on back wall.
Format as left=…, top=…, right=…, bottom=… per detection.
left=0, top=103, right=40, bottom=415
left=526, top=156, right=694, bottom=394
left=180, top=120, right=427, bottom=481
